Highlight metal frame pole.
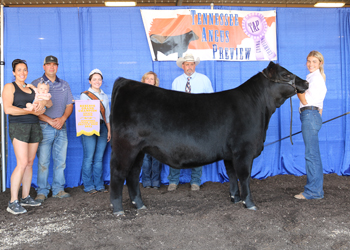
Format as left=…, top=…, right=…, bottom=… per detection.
left=1, top=4, right=6, bottom=192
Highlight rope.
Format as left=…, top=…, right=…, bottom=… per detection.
left=289, top=97, right=293, bottom=145
left=264, top=111, right=350, bottom=147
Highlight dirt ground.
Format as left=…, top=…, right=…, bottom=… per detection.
left=0, top=173, right=349, bottom=250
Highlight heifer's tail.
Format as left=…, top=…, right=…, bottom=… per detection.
left=110, top=77, right=130, bottom=147
left=111, top=77, right=131, bottom=109
left=111, top=77, right=128, bottom=96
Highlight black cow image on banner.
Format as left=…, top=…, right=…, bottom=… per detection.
left=150, top=30, right=199, bottom=61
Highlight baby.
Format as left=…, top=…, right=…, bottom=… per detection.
left=24, top=82, right=51, bottom=111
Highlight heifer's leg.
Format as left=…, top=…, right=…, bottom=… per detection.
left=126, top=152, right=146, bottom=210
left=223, top=160, right=241, bottom=204
left=233, top=153, right=257, bottom=211
left=110, top=151, right=126, bottom=215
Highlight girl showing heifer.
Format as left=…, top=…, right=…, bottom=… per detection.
left=295, top=50, right=327, bottom=200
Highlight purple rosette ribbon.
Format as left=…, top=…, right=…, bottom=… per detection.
left=242, top=12, right=276, bottom=60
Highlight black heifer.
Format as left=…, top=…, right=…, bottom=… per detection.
left=110, top=62, right=308, bottom=215
left=150, top=30, right=199, bottom=61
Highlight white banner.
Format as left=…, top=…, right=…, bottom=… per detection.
left=141, top=9, right=277, bottom=62
left=75, top=100, right=100, bottom=137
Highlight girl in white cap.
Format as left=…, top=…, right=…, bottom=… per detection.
left=80, top=69, right=111, bottom=194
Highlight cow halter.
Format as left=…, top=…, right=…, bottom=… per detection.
left=261, top=70, right=297, bottom=94
left=261, top=70, right=296, bottom=145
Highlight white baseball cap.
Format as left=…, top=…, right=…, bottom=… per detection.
left=89, top=68, right=103, bottom=78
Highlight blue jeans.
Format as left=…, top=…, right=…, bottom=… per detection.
left=81, top=122, right=108, bottom=192
left=141, top=154, right=161, bottom=188
left=168, top=166, right=202, bottom=186
left=36, top=123, right=68, bottom=197
left=300, top=110, right=324, bottom=199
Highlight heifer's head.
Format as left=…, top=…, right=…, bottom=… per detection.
left=261, top=61, right=309, bottom=107
left=262, top=61, right=308, bottom=95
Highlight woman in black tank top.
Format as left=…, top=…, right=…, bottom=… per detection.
left=2, top=59, right=49, bottom=215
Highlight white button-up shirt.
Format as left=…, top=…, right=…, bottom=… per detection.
left=172, top=72, right=214, bottom=94
left=299, top=69, right=327, bottom=110
left=80, top=87, right=110, bottom=123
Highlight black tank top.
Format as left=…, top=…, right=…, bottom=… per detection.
left=9, top=82, right=39, bottom=124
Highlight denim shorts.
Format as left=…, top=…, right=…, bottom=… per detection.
left=9, top=123, right=43, bottom=143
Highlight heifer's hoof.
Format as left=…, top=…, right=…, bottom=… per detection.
left=113, top=210, right=125, bottom=216
left=136, top=205, right=147, bottom=215
left=242, top=201, right=258, bottom=211
left=230, top=195, right=242, bottom=204
left=137, top=205, right=147, bottom=210
left=246, top=205, right=258, bottom=211
left=132, top=200, right=146, bottom=210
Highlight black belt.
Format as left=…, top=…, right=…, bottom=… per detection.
left=300, top=106, right=319, bottom=112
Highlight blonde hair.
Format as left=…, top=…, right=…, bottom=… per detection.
left=307, top=50, right=326, bottom=81
left=141, top=71, right=159, bottom=87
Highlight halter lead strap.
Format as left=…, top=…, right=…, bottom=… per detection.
left=261, top=70, right=295, bottom=145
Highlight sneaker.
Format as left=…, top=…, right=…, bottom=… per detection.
left=20, top=195, right=41, bottom=207
left=53, top=191, right=70, bottom=198
left=35, top=194, right=47, bottom=203
left=97, top=188, right=108, bottom=193
left=191, top=184, right=200, bottom=191
left=88, top=189, right=98, bottom=195
left=7, top=200, right=27, bottom=215
left=168, top=184, right=177, bottom=191
left=294, top=193, right=307, bottom=200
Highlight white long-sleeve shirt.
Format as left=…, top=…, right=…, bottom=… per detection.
left=172, top=72, right=214, bottom=94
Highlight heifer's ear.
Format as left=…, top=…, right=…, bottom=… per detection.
left=262, top=61, right=276, bottom=80
left=268, top=61, right=275, bottom=67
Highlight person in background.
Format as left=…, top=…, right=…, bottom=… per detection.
left=2, top=59, right=51, bottom=214
left=140, top=71, right=162, bottom=189
left=32, top=55, right=74, bottom=203
left=295, top=50, right=327, bottom=200
left=168, top=54, right=214, bottom=192
left=80, top=69, right=111, bottom=194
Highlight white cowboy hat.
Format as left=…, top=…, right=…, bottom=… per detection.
left=176, top=54, right=200, bottom=68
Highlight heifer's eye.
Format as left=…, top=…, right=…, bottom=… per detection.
left=282, top=74, right=291, bottom=79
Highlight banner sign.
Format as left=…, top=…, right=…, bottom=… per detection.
left=75, top=100, right=100, bottom=137
left=141, top=9, right=277, bottom=61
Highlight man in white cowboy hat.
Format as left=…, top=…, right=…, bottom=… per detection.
left=168, top=53, right=214, bottom=192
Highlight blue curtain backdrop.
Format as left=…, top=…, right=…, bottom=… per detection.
left=4, top=6, right=350, bottom=188
left=340, top=8, right=350, bottom=175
